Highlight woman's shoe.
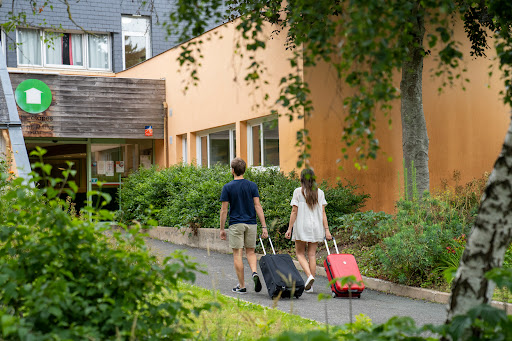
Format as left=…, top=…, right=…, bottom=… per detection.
left=305, top=275, right=315, bottom=290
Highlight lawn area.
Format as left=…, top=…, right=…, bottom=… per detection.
left=173, top=282, right=325, bottom=340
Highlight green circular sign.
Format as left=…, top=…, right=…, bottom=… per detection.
left=15, top=79, right=52, bottom=114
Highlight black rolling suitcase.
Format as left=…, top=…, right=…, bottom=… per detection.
left=259, top=236, right=304, bottom=299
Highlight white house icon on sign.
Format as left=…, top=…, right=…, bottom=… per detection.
left=25, top=88, right=43, bottom=105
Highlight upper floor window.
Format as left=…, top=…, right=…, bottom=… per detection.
left=45, top=32, right=83, bottom=67
left=16, top=28, right=111, bottom=71
left=122, top=16, right=151, bottom=69
left=248, top=118, right=279, bottom=167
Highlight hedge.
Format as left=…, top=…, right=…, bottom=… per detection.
left=118, top=164, right=369, bottom=247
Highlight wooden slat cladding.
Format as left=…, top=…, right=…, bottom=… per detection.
left=9, top=73, right=165, bottom=139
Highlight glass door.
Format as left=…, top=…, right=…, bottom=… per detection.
left=89, top=140, right=153, bottom=211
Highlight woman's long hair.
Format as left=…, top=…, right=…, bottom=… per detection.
left=301, top=168, right=318, bottom=210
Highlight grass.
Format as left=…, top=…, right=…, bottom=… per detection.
left=172, top=282, right=324, bottom=340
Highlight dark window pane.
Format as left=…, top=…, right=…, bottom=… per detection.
left=252, top=125, right=261, bottom=166
left=263, top=120, right=279, bottom=166
left=209, top=130, right=230, bottom=166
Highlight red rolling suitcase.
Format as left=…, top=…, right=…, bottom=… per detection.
left=323, top=238, right=365, bottom=298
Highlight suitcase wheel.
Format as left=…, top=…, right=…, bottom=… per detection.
left=331, top=291, right=336, bottom=298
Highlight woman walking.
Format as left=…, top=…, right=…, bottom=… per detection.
left=285, top=168, right=332, bottom=293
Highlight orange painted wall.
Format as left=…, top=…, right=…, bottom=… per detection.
left=118, top=18, right=510, bottom=214
left=117, top=20, right=303, bottom=170
left=305, top=22, right=510, bottom=213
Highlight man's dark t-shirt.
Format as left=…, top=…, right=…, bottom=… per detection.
left=220, top=179, right=259, bottom=225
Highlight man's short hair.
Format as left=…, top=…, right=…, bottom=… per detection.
left=231, top=157, right=246, bottom=176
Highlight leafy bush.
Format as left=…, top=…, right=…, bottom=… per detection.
left=119, top=165, right=369, bottom=249
left=0, top=155, right=211, bottom=340
left=336, top=211, right=392, bottom=246
left=374, top=194, right=471, bottom=286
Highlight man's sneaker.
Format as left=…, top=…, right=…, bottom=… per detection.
left=232, top=284, right=247, bottom=294
left=253, top=273, right=262, bottom=292
left=305, top=275, right=315, bottom=290
left=305, top=287, right=314, bottom=293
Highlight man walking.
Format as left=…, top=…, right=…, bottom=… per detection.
left=220, top=157, right=268, bottom=294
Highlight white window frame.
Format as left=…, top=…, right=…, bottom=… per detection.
left=43, top=31, right=86, bottom=70
left=247, top=116, right=280, bottom=168
left=122, top=16, right=151, bottom=70
left=16, top=28, right=43, bottom=67
left=15, top=28, right=112, bottom=71
left=86, top=33, right=112, bottom=71
left=196, top=126, right=236, bottom=168
left=182, top=135, right=188, bottom=164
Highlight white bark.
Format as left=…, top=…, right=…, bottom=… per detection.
left=447, top=117, right=512, bottom=321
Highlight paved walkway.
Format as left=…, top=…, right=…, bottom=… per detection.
left=146, top=238, right=448, bottom=327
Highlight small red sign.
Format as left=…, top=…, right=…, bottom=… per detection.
left=145, top=125, right=153, bottom=137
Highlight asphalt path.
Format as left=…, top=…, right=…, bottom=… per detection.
left=146, top=238, right=448, bottom=327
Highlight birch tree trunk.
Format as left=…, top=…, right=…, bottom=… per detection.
left=446, top=117, right=512, bottom=321
left=400, top=10, right=429, bottom=199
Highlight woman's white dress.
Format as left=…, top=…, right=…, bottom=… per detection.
left=290, top=187, right=327, bottom=242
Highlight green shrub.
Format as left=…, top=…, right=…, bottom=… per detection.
left=336, top=211, right=392, bottom=246
left=374, top=194, right=471, bottom=286
left=0, top=156, right=211, bottom=340
left=119, top=165, right=369, bottom=249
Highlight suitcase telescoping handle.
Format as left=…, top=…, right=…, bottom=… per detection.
left=259, top=235, right=276, bottom=255
left=324, top=237, right=339, bottom=255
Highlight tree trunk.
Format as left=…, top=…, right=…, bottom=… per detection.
left=400, top=11, right=429, bottom=200
left=446, top=118, right=512, bottom=321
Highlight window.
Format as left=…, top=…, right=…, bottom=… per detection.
left=122, top=16, right=151, bottom=69
left=45, top=32, right=83, bottom=67
left=16, top=28, right=111, bottom=70
left=17, top=28, right=42, bottom=66
left=197, top=128, right=236, bottom=167
left=88, top=34, right=110, bottom=69
left=182, top=135, right=188, bottom=164
left=248, top=118, right=279, bottom=167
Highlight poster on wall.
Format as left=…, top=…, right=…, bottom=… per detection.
left=97, top=161, right=106, bottom=175
left=115, top=161, right=125, bottom=173
left=106, top=161, right=114, bottom=176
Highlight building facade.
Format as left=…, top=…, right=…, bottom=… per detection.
left=0, top=0, right=225, bottom=73
left=118, top=18, right=511, bottom=213
left=0, top=1, right=224, bottom=209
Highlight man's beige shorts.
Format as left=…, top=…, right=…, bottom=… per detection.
left=228, top=223, right=257, bottom=249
